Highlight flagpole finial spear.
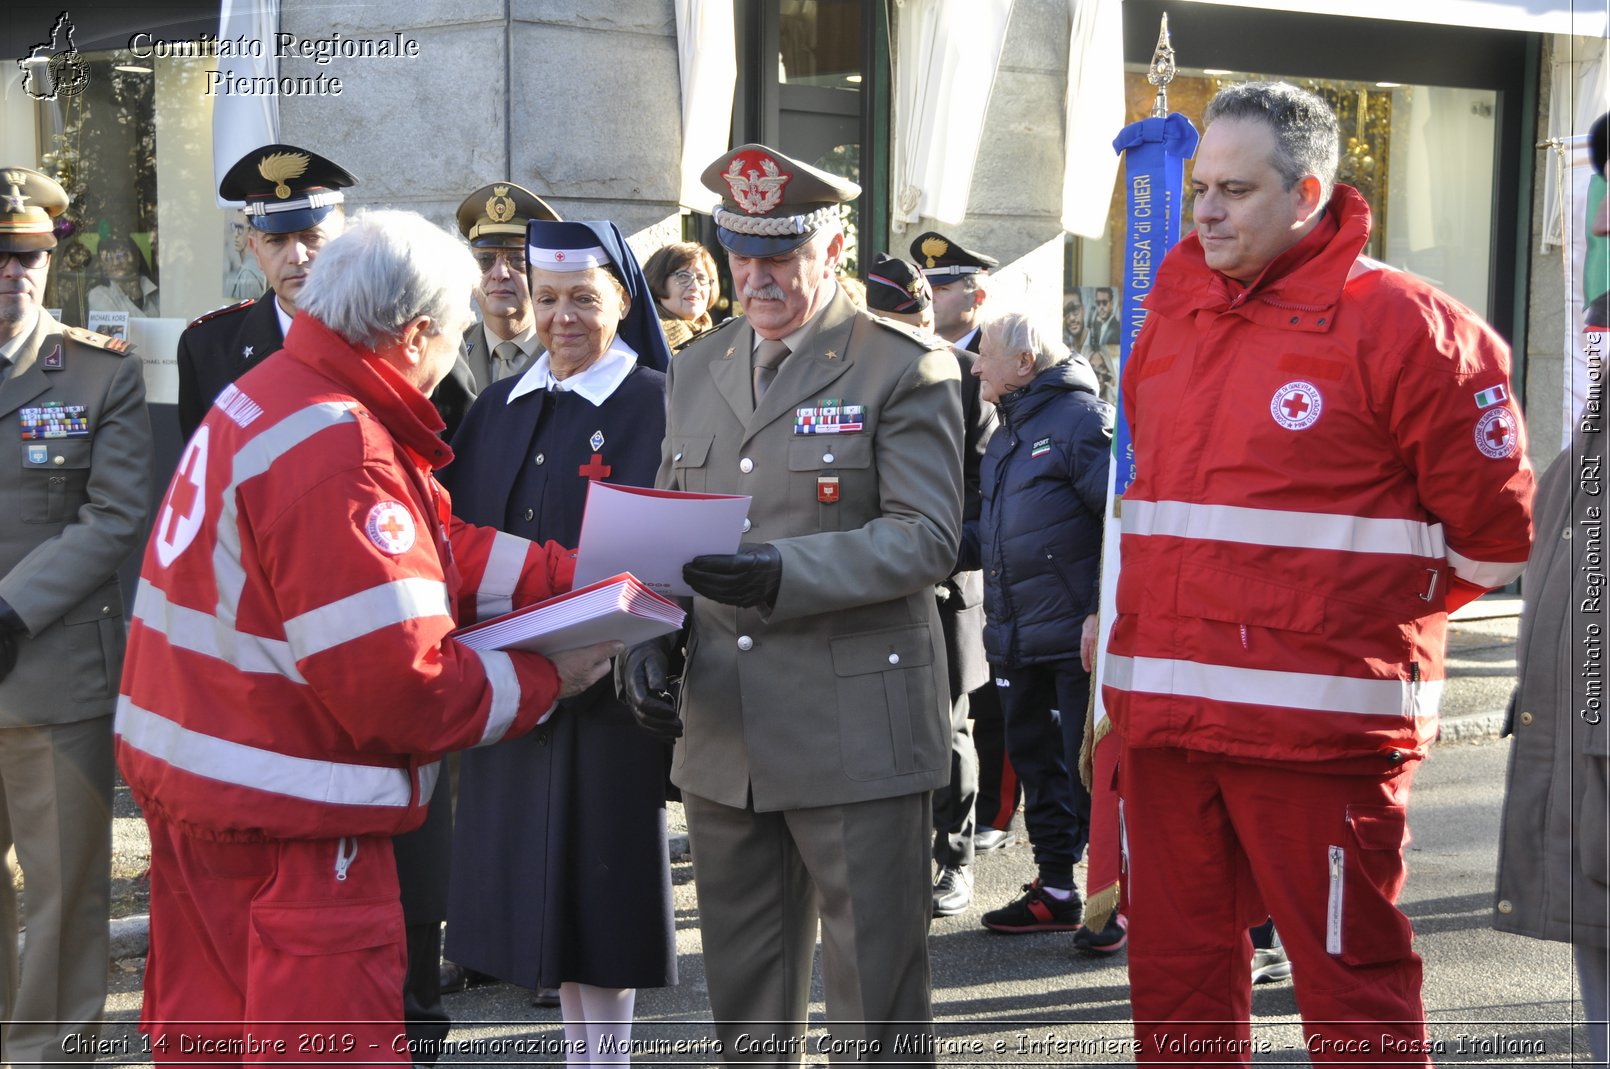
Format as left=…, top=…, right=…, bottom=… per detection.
left=1148, top=13, right=1176, bottom=118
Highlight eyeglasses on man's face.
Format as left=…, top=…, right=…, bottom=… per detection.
left=670, top=269, right=713, bottom=290
left=0, top=249, right=49, bottom=270
left=473, top=249, right=526, bottom=273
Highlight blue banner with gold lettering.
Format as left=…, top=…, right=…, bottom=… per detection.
left=1110, top=113, right=1198, bottom=495
left=1084, top=109, right=1201, bottom=936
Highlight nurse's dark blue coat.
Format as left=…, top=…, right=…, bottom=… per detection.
left=441, top=363, right=676, bottom=990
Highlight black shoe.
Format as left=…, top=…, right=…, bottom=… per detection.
left=932, top=864, right=974, bottom=916
left=1072, top=912, right=1128, bottom=956
left=530, top=986, right=562, bottom=1008
left=972, top=827, right=1017, bottom=853
left=439, top=960, right=494, bottom=995
left=1251, top=943, right=1292, bottom=983
left=982, top=879, right=1083, bottom=933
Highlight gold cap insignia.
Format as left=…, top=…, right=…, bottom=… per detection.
left=920, top=236, right=949, bottom=269
left=486, top=185, right=515, bottom=223
left=258, top=151, right=311, bottom=200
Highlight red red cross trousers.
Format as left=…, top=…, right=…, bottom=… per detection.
left=1281, top=391, right=1311, bottom=421
left=578, top=453, right=612, bottom=480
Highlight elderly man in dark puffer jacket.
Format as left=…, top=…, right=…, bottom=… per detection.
left=960, top=310, right=1112, bottom=934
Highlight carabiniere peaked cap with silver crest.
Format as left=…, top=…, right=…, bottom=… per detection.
left=218, top=143, right=356, bottom=235
left=456, top=182, right=560, bottom=247
left=701, top=143, right=861, bottom=257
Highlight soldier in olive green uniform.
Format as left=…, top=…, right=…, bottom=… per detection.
left=0, top=166, right=152, bottom=1067
left=452, top=181, right=560, bottom=394
left=621, top=145, right=963, bottom=1065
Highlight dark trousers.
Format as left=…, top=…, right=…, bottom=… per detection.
left=393, top=772, right=452, bottom=1064
left=401, top=922, right=448, bottom=1062
left=931, top=689, right=979, bottom=868
left=969, top=680, right=1020, bottom=831
left=995, top=660, right=1091, bottom=880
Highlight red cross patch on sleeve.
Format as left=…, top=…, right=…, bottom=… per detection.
left=364, top=501, right=417, bottom=554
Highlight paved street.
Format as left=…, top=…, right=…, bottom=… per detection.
left=91, top=600, right=1594, bottom=1065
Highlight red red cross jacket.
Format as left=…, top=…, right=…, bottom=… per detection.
left=118, top=315, right=576, bottom=840
left=1105, top=185, right=1535, bottom=768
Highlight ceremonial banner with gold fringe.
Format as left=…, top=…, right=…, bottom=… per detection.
left=1079, top=102, right=1198, bottom=935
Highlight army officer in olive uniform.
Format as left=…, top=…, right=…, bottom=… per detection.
left=0, top=166, right=151, bottom=1067
left=621, top=145, right=963, bottom=1064
left=454, top=181, right=560, bottom=391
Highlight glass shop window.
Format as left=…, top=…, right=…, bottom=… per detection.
left=777, top=0, right=865, bottom=273
left=5, top=44, right=237, bottom=401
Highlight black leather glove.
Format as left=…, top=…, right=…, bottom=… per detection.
left=0, top=598, right=23, bottom=684
left=683, top=543, right=782, bottom=609
left=615, top=635, right=681, bottom=741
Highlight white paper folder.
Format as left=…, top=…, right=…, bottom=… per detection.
left=572, top=482, right=752, bottom=597
left=451, top=573, right=684, bottom=656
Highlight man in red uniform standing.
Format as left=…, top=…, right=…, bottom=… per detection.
left=116, top=209, right=621, bottom=1063
left=1105, top=82, right=1534, bottom=1065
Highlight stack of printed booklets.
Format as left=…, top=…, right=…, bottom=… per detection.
left=452, top=573, right=684, bottom=656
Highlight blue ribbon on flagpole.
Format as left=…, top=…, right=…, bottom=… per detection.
left=1110, top=113, right=1198, bottom=495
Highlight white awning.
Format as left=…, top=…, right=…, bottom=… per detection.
left=890, top=0, right=1015, bottom=232
left=674, top=0, right=737, bottom=214
left=212, top=0, right=280, bottom=208
left=1168, top=0, right=1605, bottom=38
left=1063, top=0, right=1126, bottom=238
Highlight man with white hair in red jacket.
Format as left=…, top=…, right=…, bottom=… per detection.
left=118, top=209, right=621, bottom=1063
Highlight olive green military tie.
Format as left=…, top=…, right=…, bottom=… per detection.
left=752, top=339, right=790, bottom=405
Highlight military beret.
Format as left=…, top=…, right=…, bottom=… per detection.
left=0, top=167, right=68, bottom=253
left=865, top=253, right=932, bottom=315
left=909, top=231, right=999, bottom=280
left=701, top=143, right=860, bottom=257
left=219, top=143, right=355, bottom=234
left=456, top=182, right=560, bottom=246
